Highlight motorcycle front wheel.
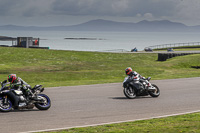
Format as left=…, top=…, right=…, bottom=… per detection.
left=148, top=84, right=160, bottom=97
left=0, top=97, right=13, bottom=112
left=123, top=86, right=136, bottom=99
left=35, top=94, right=51, bottom=110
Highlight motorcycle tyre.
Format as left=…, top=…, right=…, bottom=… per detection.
left=123, top=86, right=136, bottom=99
left=0, top=97, right=12, bottom=112
left=148, top=84, right=160, bottom=97
left=35, top=94, right=51, bottom=110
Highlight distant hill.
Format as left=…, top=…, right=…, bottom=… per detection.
left=0, top=19, right=200, bottom=32
left=0, top=36, right=15, bottom=40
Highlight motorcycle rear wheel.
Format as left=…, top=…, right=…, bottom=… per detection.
left=148, top=84, right=160, bottom=97
left=123, top=86, right=136, bottom=99
left=0, top=97, right=12, bottom=112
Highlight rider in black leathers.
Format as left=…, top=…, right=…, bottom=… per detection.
left=5, top=74, right=35, bottom=107
left=125, top=67, right=150, bottom=93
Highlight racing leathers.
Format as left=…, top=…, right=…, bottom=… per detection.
left=9, top=77, right=33, bottom=99
left=128, top=71, right=151, bottom=93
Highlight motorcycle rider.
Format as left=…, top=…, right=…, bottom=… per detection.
left=125, top=67, right=151, bottom=93
left=7, top=74, right=34, bottom=100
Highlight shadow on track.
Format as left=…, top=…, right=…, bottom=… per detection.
left=110, top=96, right=153, bottom=100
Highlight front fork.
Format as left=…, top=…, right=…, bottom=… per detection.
left=2, top=95, right=8, bottom=105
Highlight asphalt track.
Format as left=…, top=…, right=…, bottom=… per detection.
left=1, top=77, right=200, bottom=133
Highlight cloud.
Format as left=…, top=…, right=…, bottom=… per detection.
left=0, top=0, right=200, bottom=26
left=144, top=13, right=154, bottom=20
left=174, top=0, right=200, bottom=25
left=50, top=0, right=178, bottom=17
left=0, top=0, right=192, bottom=18
left=0, top=0, right=53, bottom=17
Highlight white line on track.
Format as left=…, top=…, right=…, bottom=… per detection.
left=19, top=110, right=200, bottom=133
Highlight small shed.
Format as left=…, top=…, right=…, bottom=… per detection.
left=17, top=37, right=39, bottom=48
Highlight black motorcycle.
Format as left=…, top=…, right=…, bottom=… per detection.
left=0, top=80, right=51, bottom=112
left=123, top=76, right=160, bottom=99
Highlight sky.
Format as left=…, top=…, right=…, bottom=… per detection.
left=0, top=0, right=200, bottom=27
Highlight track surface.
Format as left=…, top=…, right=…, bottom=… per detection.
left=1, top=77, right=200, bottom=133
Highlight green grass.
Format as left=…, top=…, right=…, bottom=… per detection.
left=1, top=47, right=200, bottom=133
left=40, top=113, right=200, bottom=133
left=0, top=47, right=200, bottom=87
left=175, top=48, right=200, bottom=51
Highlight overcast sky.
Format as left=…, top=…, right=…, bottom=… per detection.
left=0, top=0, right=200, bottom=26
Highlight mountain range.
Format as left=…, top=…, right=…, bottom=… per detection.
left=0, top=19, right=200, bottom=32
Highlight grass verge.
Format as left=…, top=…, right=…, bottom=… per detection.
left=0, top=47, right=200, bottom=87
left=40, top=112, right=200, bottom=133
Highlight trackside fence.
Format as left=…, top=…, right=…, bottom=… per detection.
left=149, top=42, right=200, bottom=50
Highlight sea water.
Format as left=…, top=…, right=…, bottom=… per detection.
left=1, top=30, right=200, bottom=51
